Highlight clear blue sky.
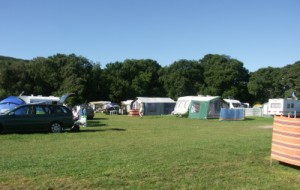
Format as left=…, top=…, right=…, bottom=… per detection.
left=1, top=0, right=299, bottom=72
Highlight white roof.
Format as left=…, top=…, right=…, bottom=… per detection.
left=137, top=97, right=175, bottom=103
left=89, top=101, right=111, bottom=105
left=121, top=100, right=133, bottom=105
left=224, top=99, right=241, bottom=104
left=177, top=95, right=220, bottom=102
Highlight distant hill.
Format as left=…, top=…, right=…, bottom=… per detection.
left=0, top=55, right=29, bottom=63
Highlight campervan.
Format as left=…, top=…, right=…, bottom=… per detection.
left=268, top=98, right=300, bottom=117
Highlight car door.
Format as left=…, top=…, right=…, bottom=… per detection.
left=4, top=105, right=35, bottom=132
left=30, top=105, right=51, bottom=131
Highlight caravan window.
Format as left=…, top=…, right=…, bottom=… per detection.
left=271, top=103, right=281, bottom=108
left=287, top=103, right=294, bottom=109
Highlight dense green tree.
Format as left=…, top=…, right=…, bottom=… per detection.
left=159, top=59, right=203, bottom=100
left=0, top=61, right=30, bottom=98
left=86, top=63, right=106, bottom=101
left=102, top=61, right=127, bottom=102
left=200, top=54, right=250, bottom=102
left=1, top=54, right=300, bottom=105
left=102, top=59, right=163, bottom=102
left=280, top=61, right=300, bottom=99
left=247, top=67, right=282, bottom=103
left=122, top=59, right=163, bottom=98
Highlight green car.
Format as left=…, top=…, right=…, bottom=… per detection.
left=0, top=104, right=74, bottom=133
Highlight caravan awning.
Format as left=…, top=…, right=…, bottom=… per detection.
left=137, top=97, right=175, bottom=103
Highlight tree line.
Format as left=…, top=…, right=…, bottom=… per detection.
left=0, top=54, right=299, bottom=105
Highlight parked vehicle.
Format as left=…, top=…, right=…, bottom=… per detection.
left=0, top=103, right=74, bottom=133
left=268, top=98, right=300, bottom=117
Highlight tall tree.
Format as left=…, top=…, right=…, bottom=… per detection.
left=102, top=59, right=163, bottom=102
left=247, top=67, right=282, bottom=103
left=159, top=59, right=203, bottom=100
left=200, top=54, right=250, bottom=102
left=0, top=61, right=30, bottom=98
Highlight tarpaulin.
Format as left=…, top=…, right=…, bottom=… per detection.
left=219, top=108, right=245, bottom=120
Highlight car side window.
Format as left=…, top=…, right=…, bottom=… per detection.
left=14, top=106, right=31, bottom=116
left=60, top=106, right=69, bottom=113
left=35, top=106, right=47, bottom=115
left=43, top=106, right=50, bottom=114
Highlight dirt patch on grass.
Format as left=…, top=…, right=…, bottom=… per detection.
left=258, top=125, right=273, bottom=129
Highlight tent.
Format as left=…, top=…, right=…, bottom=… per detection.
left=188, top=96, right=228, bottom=119
left=173, top=95, right=222, bottom=117
left=0, top=96, right=26, bottom=113
left=130, top=97, right=176, bottom=116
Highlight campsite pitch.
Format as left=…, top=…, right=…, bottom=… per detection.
left=0, top=114, right=299, bottom=189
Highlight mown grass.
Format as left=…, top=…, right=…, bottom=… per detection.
left=0, top=114, right=299, bottom=189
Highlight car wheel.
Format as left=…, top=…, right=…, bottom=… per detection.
left=50, top=122, right=63, bottom=133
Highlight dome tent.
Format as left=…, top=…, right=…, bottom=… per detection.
left=0, top=96, right=26, bottom=113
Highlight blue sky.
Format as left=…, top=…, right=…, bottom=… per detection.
left=1, top=0, right=299, bottom=72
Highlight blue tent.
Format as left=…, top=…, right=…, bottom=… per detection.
left=0, top=96, right=25, bottom=113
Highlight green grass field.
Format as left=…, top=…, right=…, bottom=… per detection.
left=1, top=114, right=299, bottom=189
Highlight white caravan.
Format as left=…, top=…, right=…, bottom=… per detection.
left=268, top=98, right=300, bottom=116
left=224, top=99, right=242, bottom=109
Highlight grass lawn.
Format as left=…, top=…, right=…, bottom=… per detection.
left=1, top=114, right=299, bottom=189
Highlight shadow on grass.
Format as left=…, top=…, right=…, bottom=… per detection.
left=1, top=127, right=125, bottom=135
left=75, top=128, right=126, bottom=133
left=87, top=123, right=107, bottom=127
left=279, top=162, right=300, bottom=170
left=89, top=118, right=108, bottom=121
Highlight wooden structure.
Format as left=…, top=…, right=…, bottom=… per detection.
left=271, top=115, right=300, bottom=166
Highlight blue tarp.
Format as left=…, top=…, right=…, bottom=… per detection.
left=0, top=96, right=25, bottom=113
left=219, top=108, right=245, bottom=120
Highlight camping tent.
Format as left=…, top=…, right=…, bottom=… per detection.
left=0, top=96, right=26, bottom=113
left=130, top=97, right=176, bottom=116
left=173, top=95, right=221, bottom=116
left=188, top=96, right=228, bottom=119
